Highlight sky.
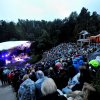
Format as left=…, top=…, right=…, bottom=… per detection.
left=0, top=0, right=100, bottom=22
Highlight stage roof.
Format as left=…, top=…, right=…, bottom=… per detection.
left=0, top=41, right=30, bottom=51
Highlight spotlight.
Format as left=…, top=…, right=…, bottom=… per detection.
left=2, top=55, right=4, bottom=58
left=5, top=54, right=8, bottom=57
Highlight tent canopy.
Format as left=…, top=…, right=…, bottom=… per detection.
left=89, top=34, right=100, bottom=42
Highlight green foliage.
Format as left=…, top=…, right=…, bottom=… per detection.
left=28, top=54, right=42, bottom=64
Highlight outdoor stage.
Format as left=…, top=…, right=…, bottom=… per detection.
left=0, top=41, right=31, bottom=67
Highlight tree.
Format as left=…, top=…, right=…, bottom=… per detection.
left=73, top=7, right=90, bottom=40
left=88, top=11, right=100, bottom=35
left=60, top=12, right=78, bottom=42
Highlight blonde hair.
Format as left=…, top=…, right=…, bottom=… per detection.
left=22, top=74, right=29, bottom=81
left=41, top=78, right=57, bottom=96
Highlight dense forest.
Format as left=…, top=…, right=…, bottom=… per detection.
left=0, top=7, right=100, bottom=53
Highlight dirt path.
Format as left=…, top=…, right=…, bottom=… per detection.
left=0, top=81, right=17, bottom=100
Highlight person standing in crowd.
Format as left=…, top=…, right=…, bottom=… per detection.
left=38, top=78, right=67, bottom=100
left=18, top=74, right=36, bottom=100
left=29, top=69, right=37, bottom=82
left=35, top=70, right=48, bottom=100
left=82, top=82, right=100, bottom=100
left=72, top=66, right=93, bottom=91
left=0, top=67, right=4, bottom=85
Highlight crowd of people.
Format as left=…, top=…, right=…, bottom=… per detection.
left=0, top=42, right=100, bottom=100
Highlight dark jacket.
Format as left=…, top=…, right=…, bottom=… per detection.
left=38, top=91, right=67, bottom=100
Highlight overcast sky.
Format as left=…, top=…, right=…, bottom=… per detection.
left=0, top=0, right=100, bottom=22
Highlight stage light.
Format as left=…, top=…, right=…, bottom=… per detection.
left=5, top=54, right=8, bottom=57
left=2, top=55, right=4, bottom=58
left=5, top=60, right=11, bottom=64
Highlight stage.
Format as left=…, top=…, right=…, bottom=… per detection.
left=0, top=41, right=31, bottom=67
